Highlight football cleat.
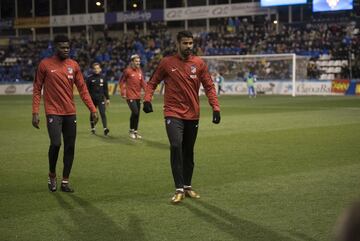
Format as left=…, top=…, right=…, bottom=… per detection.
left=184, top=188, right=200, bottom=199
left=48, top=176, right=57, bottom=192
left=134, top=131, right=142, bottom=139
left=129, top=130, right=136, bottom=139
left=171, top=191, right=185, bottom=204
left=104, top=128, right=110, bottom=136
left=60, top=181, right=74, bottom=193
left=91, top=128, right=96, bottom=134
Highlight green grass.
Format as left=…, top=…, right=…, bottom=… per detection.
left=0, top=95, right=360, bottom=241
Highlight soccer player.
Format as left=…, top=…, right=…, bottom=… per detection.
left=86, top=62, right=110, bottom=136
left=245, top=69, right=257, bottom=98
left=119, top=54, right=146, bottom=139
left=32, top=35, right=98, bottom=193
left=143, top=30, right=221, bottom=204
left=215, top=71, right=226, bottom=95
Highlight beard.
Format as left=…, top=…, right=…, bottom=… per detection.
left=182, top=48, right=192, bottom=57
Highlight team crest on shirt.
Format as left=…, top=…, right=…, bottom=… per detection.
left=67, top=67, right=74, bottom=80
left=190, top=65, right=197, bottom=79
left=67, top=67, right=73, bottom=74
left=190, top=65, right=197, bottom=74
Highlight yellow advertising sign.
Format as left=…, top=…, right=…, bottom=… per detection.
left=356, top=83, right=360, bottom=95
left=14, top=17, right=50, bottom=28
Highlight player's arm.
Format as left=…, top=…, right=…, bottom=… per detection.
left=200, top=62, right=221, bottom=124
left=103, top=77, right=110, bottom=105
left=143, top=61, right=166, bottom=113
left=32, top=62, right=46, bottom=129
left=119, top=70, right=126, bottom=98
left=140, top=70, right=147, bottom=94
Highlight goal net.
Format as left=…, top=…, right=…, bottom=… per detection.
left=202, top=54, right=310, bottom=96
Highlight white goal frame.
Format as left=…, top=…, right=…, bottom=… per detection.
left=202, top=53, right=308, bottom=97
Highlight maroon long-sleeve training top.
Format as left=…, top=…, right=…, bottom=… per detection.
left=144, top=54, right=220, bottom=120
left=32, top=55, right=96, bottom=115
left=119, top=66, right=146, bottom=100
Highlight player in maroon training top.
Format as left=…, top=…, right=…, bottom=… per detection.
left=143, top=30, right=221, bottom=204
left=32, top=35, right=98, bottom=193
left=119, top=54, right=146, bottom=139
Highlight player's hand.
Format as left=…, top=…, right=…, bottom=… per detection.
left=212, top=111, right=221, bottom=124
left=91, top=112, right=98, bottom=125
left=143, top=101, right=153, bottom=113
left=106, top=99, right=110, bottom=106
left=32, top=113, right=40, bottom=129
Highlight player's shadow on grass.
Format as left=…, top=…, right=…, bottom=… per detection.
left=53, top=193, right=146, bottom=241
left=94, top=133, right=169, bottom=150
left=183, top=200, right=295, bottom=241
left=92, top=133, right=142, bottom=146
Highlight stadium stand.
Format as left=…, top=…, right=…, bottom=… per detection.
left=0, top=1, right=359, bottom=82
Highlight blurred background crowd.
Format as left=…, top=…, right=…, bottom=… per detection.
left=0, top=8, right=359, bottom=83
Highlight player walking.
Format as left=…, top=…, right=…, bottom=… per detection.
left=119, top=54, right=146, bottom=139
left=143, top=31, right=221, bottom=204
left=32, top=35, right=98, bottom=193
left=86, top=62, right=110, bottom=135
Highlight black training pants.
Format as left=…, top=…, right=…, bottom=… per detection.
left=46, top=115, right=76, bottom=178
left=90, top=98, right=107, bottom=129
left=165, top=117, right=199, bottom=189
left=127, top=99, right=141, bottom=130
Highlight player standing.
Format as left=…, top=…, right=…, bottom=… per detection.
left=32, top=35, right=98, bottom=193
left=143, top=30, right=221, bottom=204
left=119, top=54, right=146, bottom=139
left=86, top=62, right=110, bottom=135
left=245, top=68, right=257, bottom=98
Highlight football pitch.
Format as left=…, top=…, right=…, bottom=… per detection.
left=0, top=94, right=360, bottom=241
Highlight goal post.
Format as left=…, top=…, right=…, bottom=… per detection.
left=202, top=53, right=310, bottom=96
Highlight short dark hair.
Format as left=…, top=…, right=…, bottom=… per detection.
left=176, top=30, right=193, bottom=42
left=54, top=35, right=69, bottom=44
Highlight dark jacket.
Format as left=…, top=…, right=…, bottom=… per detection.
left=86, top=74, right=109, bottom=101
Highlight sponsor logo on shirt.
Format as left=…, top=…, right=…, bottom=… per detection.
left=67, top=75, right=74, bottom=80
left=50, top=69, right=57, bottom=73
left=171, top=68, right=177, bottom=72
left=190, top=75, right=197, bottom=79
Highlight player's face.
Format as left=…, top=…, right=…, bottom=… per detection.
left=178, top=37, right=193, bottom=59
left=132, top=57, right=141, bottom=68
left=93, top=65, right=101, bottom=74
left=56, top=42, right=70, bottom=60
